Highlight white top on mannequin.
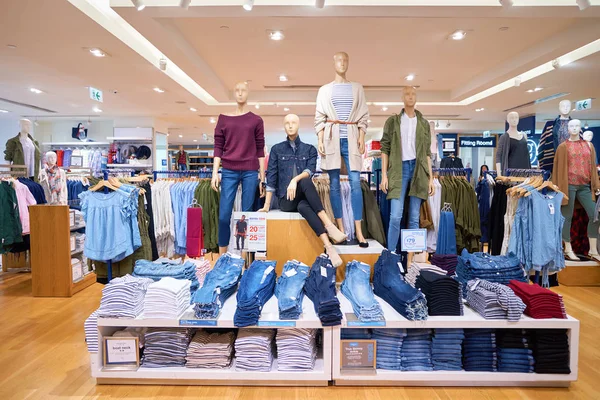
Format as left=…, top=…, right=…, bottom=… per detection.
left=19, top=119, right=35, bottom=176
left=401, top=112, right=417, bottom=161
left=559, top=99, right=572, bottom=120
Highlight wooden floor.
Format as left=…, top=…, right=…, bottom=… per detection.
left=1, top=272, right=599, bottom=400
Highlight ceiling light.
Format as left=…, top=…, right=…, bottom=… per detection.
left=584, top=122, right=589, bottom=129
left=210, top=117, right=216, bottom=124
left=179, top=0, right=191, bottom=9
left=405, top=74, right=415, bottom=81
left=243, top=0, right=254, bottom=11
left=446, top=121, right=452, bottom=128
left=255, top=104, right=260, bottom=109
left=6, top=44, right=17, bottom=49
left=367, top=119, right=372, bottom=124
left=279, top=74, right=288, bottom=82
left=269, top=31, right=285, bottom=41
left=30, top=88, right=43, bottom=94
left=153, top=87, right=165, bottom=93
left=131, top=0, right=145, bottom=11
left=189, top=107, right=197, bottom=112
left=435, top=121, right=440, bottom=128
left=89, top=48, right=107, bottom=57
left=449, top=30, right=466, bottom=41
left=0, top=109, right=9, bottom=113
left=93, top=107, right=102, bottom=113
left=475, top=108, right=485, bottom=112
left=382, top=106, right=388, bottom=112
left=499, top=0, right=513, bottom=6
left=577, top=0, right=591, bottom=10
left=283, top=107, right=290, bottom=112
left=193, top=139, right=198, bottom=142
left=315, top=0, right=325, bottom=8
left=179, top=134, right=183, bottom=138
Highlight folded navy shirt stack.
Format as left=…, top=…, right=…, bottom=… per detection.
left=496, top=329, right=534, bottom=373
left=462, top=328, right=497, bottom=372
left=532, top=329, right=571, bottom=374
left=415, top=270, right=463, bottom=316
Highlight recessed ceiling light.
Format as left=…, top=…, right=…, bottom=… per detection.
left=153, top=87, right=165, bottom=93
left=382, top=106, right=388, bottom=112
left=93, top=107, right=102, bottom=113
left=190, top=107, right=197, bottom=112
left=210, top=117, right=216, bottom=124
left=179, top=134, right=183, bottom=138
left=534, top=87, right=544, bottom=91
left=6, top=44, right=17, bottom=49
left=405, top=74, right=415, bottom=81
left=449, top=30, right=467, bottom=41
left=499, top=26, right=510, bottom=31
left=0, top=109, right=9, bottom=113
left=131, top=0, right=145, bottom=11
left=279, top=74, right=288, bottom=82
left=367, top=119, right=371, bottom=123
left=475, top=108, right=485, bottom=112
left=30, top=88, right=43, bottom=94
left=255, top=104, right=260, bottom=109
left=283, top=107, right=290, bottom=112
left=243, top=0, right=254, bottom=11
left=269, top=30, right=285, bottom=41
left=89, top=48, right=107, bottom=57
left=193, top=139, right=198, bottom=142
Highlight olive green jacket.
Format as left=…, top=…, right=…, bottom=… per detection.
left=381, top=109, right=431, bottom=200
left=4, top=133, right=41, bottom=180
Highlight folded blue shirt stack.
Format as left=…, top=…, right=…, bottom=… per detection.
left=133, top=258, right=199, bottom=299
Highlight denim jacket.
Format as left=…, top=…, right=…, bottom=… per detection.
left=266, top=136, right=318, bottom=198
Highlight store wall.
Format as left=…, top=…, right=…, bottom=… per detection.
left=35, top=120, right=114, bottom=143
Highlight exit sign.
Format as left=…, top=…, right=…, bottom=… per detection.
left=576, top=98, right=592, bottom=111
left=89, top=87, right=103, bottom=103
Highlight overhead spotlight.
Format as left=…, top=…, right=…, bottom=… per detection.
left=189, top=107, right=197, bottom=112
left=283, top=107, right=290, bottom=112
left=30, top=88, right=43, bottom=94
left=243, top=0, right=254, bottom=11
left=475, top=108, right=485, bottom=112
left=315, top=0, right=326, bottom=8
left=449, top=30, right=467, bottom=41
left=446, top=121, right=451, bottom=128
left=202, top=133, right=208, bottom=141
left=159, top=58, right=168, bottom=71
left=193, top=139, right=198, bottom=142
left=93, top=107, right=102, bottom=113
left=405, top=74, right=415, bottom=81
left=435, top=121, right=439, bottom=128
left=34, top=119, right=39, bottom=126
left=89, top=48, right=107, bottom=57
left=255, top=104, right=260, bottom=109
left=577, top=0, right=591, bottom=11
left=268, top=30, right=285, bottom=41
left=153, top=87, right=165, bottom=93
left=179, top=134, right=183, bottom=138
left=131, top=0, right=145, bottom=11
left=584, top=122, right=589, bottom=129
left=382, top=106, right=388, bottom=112
left=499, top=0, right=513, bottom=6
left=179, top=0, right=191, bottom=9
left=552, top=59, right=561, bottom=69
left=279, top=74, right=288, bottom=82
left=210, top=117, right=216, bottom=124
left=514, top=77, right=522, bottom=87
left=367, top=119, right=372, bottom=124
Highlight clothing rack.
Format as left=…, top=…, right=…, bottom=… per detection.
left=102, top=168, right=135, bottom=177
left=505, top=168, right=550, bottom=181
left=152, top=170, right=212, bottom=181
left=433, top=168, right=473, bottom=182
left=0, top=164, right=28, bottom=178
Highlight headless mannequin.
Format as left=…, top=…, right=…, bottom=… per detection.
left=211, top=81, right=266, bottom=254
left=317, top=52, right=368, bottom=246
left=497, top=111, right=529, bottom=175
left=561, top=120, right=600, bottom=261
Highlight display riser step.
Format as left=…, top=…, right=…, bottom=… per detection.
left=559, top=260, right=600, bottom=286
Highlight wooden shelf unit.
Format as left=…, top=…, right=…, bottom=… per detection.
left=29, top=205, right=96, bottom=297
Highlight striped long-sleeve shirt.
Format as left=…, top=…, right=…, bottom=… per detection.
left=331, top=83, right=354, bottom=140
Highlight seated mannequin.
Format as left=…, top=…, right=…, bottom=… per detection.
left=260, top=114, right=347, bottom=266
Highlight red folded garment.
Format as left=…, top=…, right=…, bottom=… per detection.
left=508, top=280, right=567, bottom=319
left=187, top=207, right=204, bottom=258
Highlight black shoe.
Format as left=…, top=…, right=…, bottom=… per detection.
left=359, top=241, right=369, bottom=248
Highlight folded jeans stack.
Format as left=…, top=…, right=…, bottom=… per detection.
left=143, top=277, right=191, bottom=319
left=404, top=262, right=447, bottom=287
left=432, top=328, right=464, bottom=371
left=466, top=279, right=526, bottom=321
left=341, top=328, right=372, bottom=340
left=532, top=329, right=571, bottom=374
left=373, top=250, right=428, bottom=321
left=456, top=249, right=527, bottom=296
left=142, top=328, right=192, bottom=367
left=275, top=260, right=309, bottom=320
left=234, top=328, right=276, bottom=372
left=133, top=258, right=199, bottom=298
left=462, top=329, right=497, bottom=372
left=97, top=274, right=154, bottom=318
left=400, top=329, right=433, bottom=371
left=304, top=255, right=343, bottom=326
left=185, top=329, right=236, bottom=369
left=192, top=253, right=244, bottom=319
left=276, top=328, right=318, bottom=371
left=341, top=261, right=384, bottom=322
left=234, top=260, right=277, bottom=327
left=415, top=270, right=463, bottom=316
left=373, top=328, right=406, bottom=370
left=496, top=329, right=534, bottom=373
left=430, top=253, right=458, bottom=275
left=508, top=280, right=567, bottom=319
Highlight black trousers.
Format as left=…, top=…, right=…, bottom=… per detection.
left=279, top=178, right=327, bottom=237
left=236, top=234, right=245, bottom=250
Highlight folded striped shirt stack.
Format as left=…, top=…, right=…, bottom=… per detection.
left=234, top=329, right=275, bottom=372
left=466, top=279, right=526, bottom=321
left=185, top=330, right=236, bottom=369
left=97, top=275, right=154, bottom=318
left=84, top=309, right=99, bottom=352
left=276, top=328, right=318, bottom=371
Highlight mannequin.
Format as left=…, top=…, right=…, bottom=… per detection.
left=538, top=99, right=572, bottom=171
left=4, top=118, right=41, bottom=179
left=39, top=151, right=67, bottom=205
left=175, top=145, right=189, bottom=171
left=583, top=130, right=593, bottom=142
left=380, top=86, right=434, bottom=251
left=212, top=81, right=265, bottom=254
left=315, top=52, right=370, bottom=247
left=552, top=119, right=600, bottom=262
left=260, top=114, right=347, bottom=266
left=496, top=111, right=531, bottom=175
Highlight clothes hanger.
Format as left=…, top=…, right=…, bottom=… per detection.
left=89, top=179, right=119, bottom=192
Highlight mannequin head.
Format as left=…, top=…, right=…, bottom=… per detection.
left=583, top=130, right=594, bottom=142
left=559, top=100, right=572, bottom=117
left=45, top=151, right=57, bottom=167
left=333, top=52, right=349, bottom=76
left=178, top=145, right=184, bottom=152
left=20, top=119, right=32, bottom=135
left=429, top=120, right=436, bottom=133
left=506, top=111, right=520, bottom=128
left=234, top=81, right=249, bottom=105
left=284, top=114, right=300, bottom=139
left=568, top=119, right=581, bottom=139
left=402, top=86, right=417, bottom=109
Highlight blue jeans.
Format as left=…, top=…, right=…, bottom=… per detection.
left=341, top=261, right=384, bottom=322
left=436, top=210, right=457, bottom=255
left=193, top=253, right=244, bottom=318
left=328, top=138, right=363, bottom=220
left=218, top=169, right=258, bottom=247
left=234, top=260, right=277, bottom=327
left=275, top=260, right=309, bottom=320
left=387, top=159, right=423, bottom=251
left=305, top=255, right=343, bottom=326
left=133, top=259, right=199, bottom=298
left=178, top=163, right=187, bottom=171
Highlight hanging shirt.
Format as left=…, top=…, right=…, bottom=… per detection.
left=566, top=140, right=592, bottom=185
left=20, top=136, right=36, bottom=177
left=13, top=180, right=37, bottom=234
left=331, top=83, right=354, bottom=140
left=401, top=112, right=417, bottom=161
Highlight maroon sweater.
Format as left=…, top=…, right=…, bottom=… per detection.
left=214, top=112, right=265, bottom=171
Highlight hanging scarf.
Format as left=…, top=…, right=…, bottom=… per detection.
left=46, top=164, right=63, bottom=200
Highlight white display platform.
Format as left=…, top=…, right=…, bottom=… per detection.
left=93, top=295, right=332, bottom=386
left=333, top=293, right=579, bottom=387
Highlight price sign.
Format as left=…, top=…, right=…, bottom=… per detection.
left=401, top=229, right=427, bottom=252
left=232, top=212, right=266, bottom=252
left=103, top=337, right=139, bottom=370
left=341, top=340, right=376, bottom=370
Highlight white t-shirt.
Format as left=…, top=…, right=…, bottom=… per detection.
left=20, top=135, right=36, bottom=177
left=401, top=113, right=417, bottom=161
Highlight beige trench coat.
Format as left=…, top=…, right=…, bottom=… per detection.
left=314, top=82, right=369, bottom=172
